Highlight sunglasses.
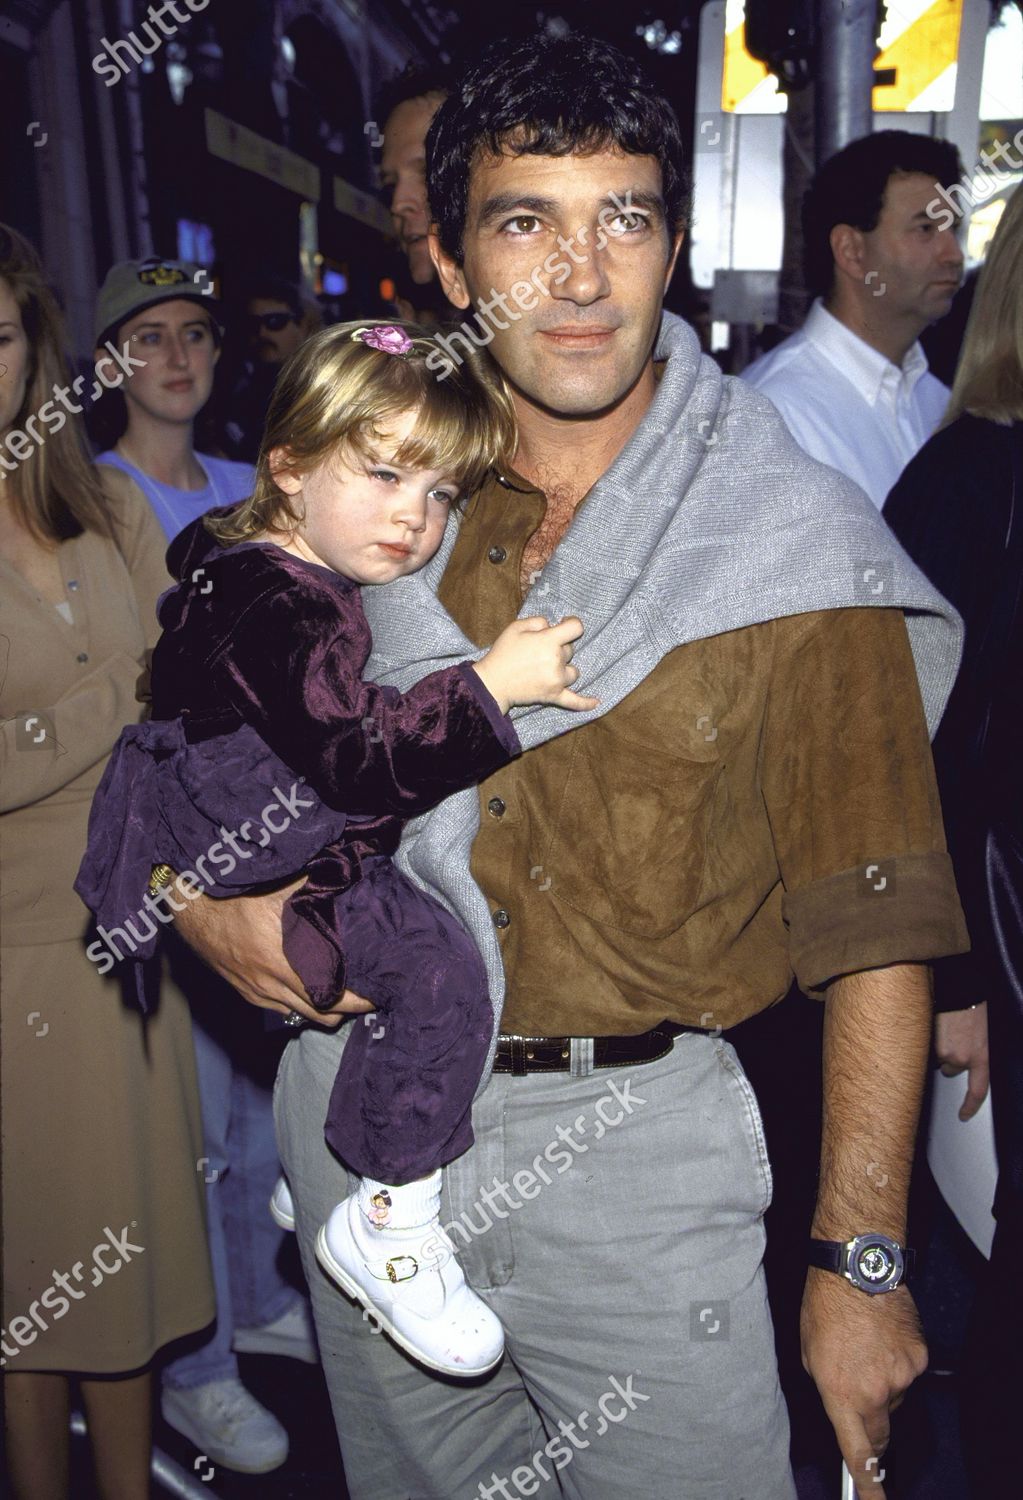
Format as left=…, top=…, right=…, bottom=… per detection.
left=248, top=311, right=300, bottom=332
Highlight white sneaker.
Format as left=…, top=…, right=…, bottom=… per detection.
left=161, top=1378, right=288, bottom=1473
left=269, top=1176, right=296, bottom=1231
left=234, top=1298, right=319, bottom=1364
left=314, top=1195, right=504, bottom=1378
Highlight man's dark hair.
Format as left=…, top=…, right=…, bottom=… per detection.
left=425, top=33, right=689, bottom=263
left=376, top=60, right=453, bottom=128
left=238, top=274, right=306, bottom=320
left=803, top=129, right=963, bottom=296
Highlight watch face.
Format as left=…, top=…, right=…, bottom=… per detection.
left=856, top=1243, right=896, bottom=1284
left=847, top=1235, right=904, bottom=1293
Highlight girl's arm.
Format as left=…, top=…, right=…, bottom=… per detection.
left=222, top=584, right=520, bottom=819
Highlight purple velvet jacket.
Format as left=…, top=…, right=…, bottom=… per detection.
left=76, top=514, right=520, bottom=1008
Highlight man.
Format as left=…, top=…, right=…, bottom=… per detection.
left=172, top=35, right=968, bottom=1500
left=743, top=131, right=964, bottom=507
left=217, top=275, right=322, bottom=462
left=376, top=63, right=455, bottom=320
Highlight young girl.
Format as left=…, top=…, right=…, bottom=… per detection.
left=77, top=321, right=595, bottom=1380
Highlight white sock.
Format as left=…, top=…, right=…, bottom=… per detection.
left=356, top=1170, right=442, bottom=1232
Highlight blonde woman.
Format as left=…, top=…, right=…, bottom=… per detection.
left=0, top=224, right=213, bottom=1499
left=884, top=183, right=1023, bottom=1498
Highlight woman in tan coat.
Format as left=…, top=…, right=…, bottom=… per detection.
left=0, top=225, right=214, bottom=1497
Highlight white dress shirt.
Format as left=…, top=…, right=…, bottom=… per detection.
left=741, top=299, right=950, bottom=509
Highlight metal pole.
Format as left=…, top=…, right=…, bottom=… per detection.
left=71, top=1411, right=220, bottom=1498
left=815, top=0, right=876, bottom=166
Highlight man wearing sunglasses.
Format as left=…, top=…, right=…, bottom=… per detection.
left=218, top=276, right=322, bottom=462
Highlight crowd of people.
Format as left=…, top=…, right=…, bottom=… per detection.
left=1, top=27, right=1020, bottom=1500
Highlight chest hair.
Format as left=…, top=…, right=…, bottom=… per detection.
left=518, top=481, right=585, bottom=596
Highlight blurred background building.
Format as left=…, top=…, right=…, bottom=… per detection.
left=2, top=0, right=1020, bottom=363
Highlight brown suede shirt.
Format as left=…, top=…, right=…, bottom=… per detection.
left=438, top=470, right=969, bottom=1038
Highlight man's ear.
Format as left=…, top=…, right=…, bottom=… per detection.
left=429, top=227, right=471, bottom=310
left=829, top=223, right=866, bottom=286
left=268, top=446, right=302, bottom=494
left=664, top=229, right=685, bottom=292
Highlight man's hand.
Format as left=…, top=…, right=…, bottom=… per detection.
left=936, top=1003, right=989, bottom=1120
left=173, top=877, right=373, bottom=1023
left=801, top=1271, right=927, bottom=1499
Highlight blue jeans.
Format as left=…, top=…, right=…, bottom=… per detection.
left=163, top=964, right=299, bottom=1391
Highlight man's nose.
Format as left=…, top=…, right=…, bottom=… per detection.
left=938, top=226, right=965, bottom=268
left=550, top=230, right=611, bottom=304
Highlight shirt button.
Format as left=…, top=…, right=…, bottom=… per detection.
left=487, top=545, right=507, bottom=564
left=493, top=908, right=511, bottom=929
left=487, top=796, right=506, bottom=818
left=67, top=579, right=79, bottom=591
left=76, top=652, right=89, bottom=663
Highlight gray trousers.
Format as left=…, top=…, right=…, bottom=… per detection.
left=274, top=1025, right=796, bottom=1500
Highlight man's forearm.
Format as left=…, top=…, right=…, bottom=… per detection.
left=812, top=963, right=933, bottom=1242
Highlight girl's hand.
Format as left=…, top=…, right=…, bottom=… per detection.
left=472, top=616, right=599, bottom=713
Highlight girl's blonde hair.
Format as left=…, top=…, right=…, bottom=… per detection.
left=944, top=184, right=1023, bottom=428
left=0, top=223, right=114, bottom=542
left=205, top=320, right=517, bottom=543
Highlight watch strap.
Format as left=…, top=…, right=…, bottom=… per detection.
left=808, top=1238, right=846, bottom=1275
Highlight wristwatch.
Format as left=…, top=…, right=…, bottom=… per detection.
left=808, top=1234, right=914, bottom=1295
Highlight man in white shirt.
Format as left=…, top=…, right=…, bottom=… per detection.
left=743, top=131, right=964, bottom=508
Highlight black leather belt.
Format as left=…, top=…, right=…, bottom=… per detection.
left=492, top=1020, right=708, bottom=1075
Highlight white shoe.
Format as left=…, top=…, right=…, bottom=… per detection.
left=234, top=1298, right=319, bottom=1364
left=161, top=1378, right=288, bottom=1473
left=314, top=1195, right=504, bottom=1378
left=269, top=1176, right=296, bottom=1231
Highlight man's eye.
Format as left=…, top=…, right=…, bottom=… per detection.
left=607, top=212, right=650, bottom=235
left=186, top=327, right=211, bottom=343
left=370, top=468, right=399, bottom=484
left=503, top=215, right=543, bottom=236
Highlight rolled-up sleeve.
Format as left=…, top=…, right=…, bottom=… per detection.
left=762, top=607, right=969, bottom=996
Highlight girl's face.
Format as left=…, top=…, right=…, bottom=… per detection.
left=270, top=408, right=460, bottom=585
left=0, top=280, right=30, bottom=439
left=106, top=298, right=220, bottom=430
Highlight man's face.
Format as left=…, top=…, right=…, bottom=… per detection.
left=854, top=171, right=964, bottom=324
left=247, top=298, right=305, bottom=365
left=432, top=147, right=682, bottom=420
left=380, top=94, right=445, bottom=284
left=109, top=299, right=219, bottom=427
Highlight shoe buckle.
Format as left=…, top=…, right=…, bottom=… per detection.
left=385, top=1255, right=418, bottom=1283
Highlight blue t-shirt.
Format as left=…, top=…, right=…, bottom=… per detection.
left=96, top=450, right=254, bottom=542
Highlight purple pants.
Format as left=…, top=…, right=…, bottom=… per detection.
left=322, top=856, right=493, bottom=1185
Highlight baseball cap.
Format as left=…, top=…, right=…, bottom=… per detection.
left=95, top=257, right=223, bottom=345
